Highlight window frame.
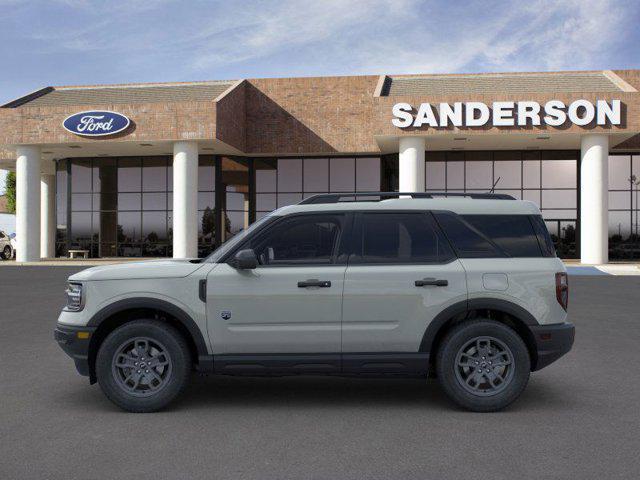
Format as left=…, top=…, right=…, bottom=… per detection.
left=348, top=210, right=457, bottom=266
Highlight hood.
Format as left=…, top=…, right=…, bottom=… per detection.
left=69, top=259, right=205, bottom=282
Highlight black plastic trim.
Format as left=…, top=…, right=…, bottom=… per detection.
left=419, top=297, right=539, bottom=353
left=86, top=297, right=209, bottom=357
left=199, top=279, right=207, bottom=302
left=54, top=324, right=97, bottom=377
left=530, top=322, right=575, bottom=371
left=467, top=298, right=539, bottom=325
left=211, top=352, right=430, bottom=376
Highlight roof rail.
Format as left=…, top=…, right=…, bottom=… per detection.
left=299, top=192, right=515, bottom=205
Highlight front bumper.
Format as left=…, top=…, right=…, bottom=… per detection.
left=54, top=324, right=96, bottom=377
left=530, top=322, right=575, bottom=371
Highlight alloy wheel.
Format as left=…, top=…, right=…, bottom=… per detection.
left=111, top=337, right=173, bottom=397
left=454, top=336, right=515, bottom=397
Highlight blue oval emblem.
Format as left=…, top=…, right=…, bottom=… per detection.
left=63, top=110, right=130, bottom=137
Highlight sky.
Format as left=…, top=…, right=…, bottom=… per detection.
left=1, top=0, right=639, bottom=192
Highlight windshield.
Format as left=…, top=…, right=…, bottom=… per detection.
left=204, top=214, right=275, bottom=263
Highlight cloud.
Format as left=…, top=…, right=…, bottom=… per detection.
left=0, top=0, right=637, bottom=106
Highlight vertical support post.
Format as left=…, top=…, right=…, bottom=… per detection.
left=40, top=165, right=56, bottom=259
left=399, top=137, right=425, bottom=192
left=580, top=134, right=609, bottom=264
left=16, top=146, right=41, bottom=262
left=172, top=141, right=198, bottom=258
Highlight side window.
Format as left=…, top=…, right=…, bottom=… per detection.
left=0, top=232, right=5, bottom=239
left=462, top=215, right=543, bottom=257
left=434, top=212, right=503, bottom=258
left=249, top=214, right=343, bottom=265
left=354, top=212, right=454, bottom=264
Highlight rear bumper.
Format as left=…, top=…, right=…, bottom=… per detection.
left=54, top=324, right=96, bottom=377
left=531, top=322, right=575, bottom=371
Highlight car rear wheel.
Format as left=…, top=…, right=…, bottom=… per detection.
left=96, top=320, right=192, bottom=412
left=1, top=245, right=11, bottom=260
left=436, top=319, right=530, bottom=412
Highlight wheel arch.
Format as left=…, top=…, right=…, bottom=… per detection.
left=86, top=298, right=210, bottom=383
left=421, top=298, right=539, bottom=370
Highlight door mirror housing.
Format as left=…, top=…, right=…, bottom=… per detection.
left=232, top=249, right=258, bottom=270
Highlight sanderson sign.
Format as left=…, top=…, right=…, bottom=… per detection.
left=391, top=99, right=622, bottom=128
left=63, top=110, right=131, bottom=137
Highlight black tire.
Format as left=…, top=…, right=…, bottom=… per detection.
left=96, top=320, right=192, bottom=413
left=436, top=319, right=530, bottom=412
left=2, top=246, right=11, bottom=260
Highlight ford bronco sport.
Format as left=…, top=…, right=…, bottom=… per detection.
left=55, top=192, right=574, bottom=412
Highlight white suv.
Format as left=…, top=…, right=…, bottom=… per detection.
left=55, top=192, right=574, bottom=412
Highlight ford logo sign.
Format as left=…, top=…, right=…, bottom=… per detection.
left=62, top=110, right=130, bottom=137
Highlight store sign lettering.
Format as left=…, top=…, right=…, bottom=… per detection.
left=391, top=100, right=622, bottom=128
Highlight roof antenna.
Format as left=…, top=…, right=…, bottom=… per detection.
left=489, top=176, right=501, bottom=194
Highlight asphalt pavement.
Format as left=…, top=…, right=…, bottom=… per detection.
left=0, top=267, right=639, bottom=480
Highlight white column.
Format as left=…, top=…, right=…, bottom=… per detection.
left=40, top=172, right=56, bottom=258
left=399, top=137, right=425, bottom=192
left=16, top=146, right=41, bottom=262
left=580, top=134, right=609, bottom=264
left=172, top=141, right=198, bottom=258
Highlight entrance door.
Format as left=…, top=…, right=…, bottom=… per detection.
left=341, top=212, right=467, bottom=370
left=206, top=213, right=348, bottom=359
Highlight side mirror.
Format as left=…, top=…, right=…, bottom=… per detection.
left=232, top=249, right=258, bottom=270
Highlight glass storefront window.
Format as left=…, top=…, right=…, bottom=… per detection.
left=330, top=157, right=355, bottom=191
left=493, top=161, right=521, bottom=188
left=304, top=158, right=328, bottom=192
left=608, top=154, right=640, bottom=259
left=425, top=161, right=445, bottom=190
left=424, top=151, right=578, bottom=258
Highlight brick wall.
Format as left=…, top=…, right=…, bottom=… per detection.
left=0, top=70, right=638, bottom=156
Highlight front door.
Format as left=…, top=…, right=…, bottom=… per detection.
left=341, top=212, right=467, bottom=368
left=206, top=213, right=349, bottom=358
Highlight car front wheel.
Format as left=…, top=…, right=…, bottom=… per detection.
left=96, top=320, right=192, bottom=412
left=436, top=319, right=530, bottom=412
left=1, top=245, right=11, bottom=260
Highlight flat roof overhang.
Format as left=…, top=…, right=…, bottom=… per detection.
left=0, top=138, right=245, bottom=172
left=374, top=131, right=640, bottom=154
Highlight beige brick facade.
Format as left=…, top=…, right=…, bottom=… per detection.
left=0, top=69, right=638, bottom=158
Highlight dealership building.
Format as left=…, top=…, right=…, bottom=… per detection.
left=1, top=69, right=639, bottom=263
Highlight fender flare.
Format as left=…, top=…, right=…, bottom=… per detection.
left=419, top=298, right=538, bottom=353
left=87, top=297, right=209, bottom=357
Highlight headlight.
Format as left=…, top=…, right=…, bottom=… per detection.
left=65, top=283, right=84, bottom=311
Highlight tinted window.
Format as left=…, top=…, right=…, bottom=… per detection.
left=250, top=214, right=342, bottom=265
left=463, top=215, right=542, bottom=257
left=530, top=215, right=556, bottom=257
left=355, top=213, right=454, bottom=264
left=434, top=212, right=502, bottom=258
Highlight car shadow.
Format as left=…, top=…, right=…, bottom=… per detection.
left=53, top=373, right=577, bottom=414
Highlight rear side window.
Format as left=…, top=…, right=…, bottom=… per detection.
left=462, top=215, right=543, bottom=257
left=530, top=215, right=556, bottom=257
left=433, top=212, right=503, bottom=258
left=353, top=212, right=454, bottom=264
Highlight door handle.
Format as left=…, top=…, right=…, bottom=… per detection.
left=415, top=278, right=448, bottom=287
left=297, top=279, right=332, bottom=288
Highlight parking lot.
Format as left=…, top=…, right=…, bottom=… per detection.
left=1, top=267, right=639, bottom=480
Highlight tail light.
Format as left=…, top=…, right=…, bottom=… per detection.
left=555, top=272, right=569, bottom=311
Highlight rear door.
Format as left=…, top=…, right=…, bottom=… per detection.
left=341, top=211, right=467, bottom=357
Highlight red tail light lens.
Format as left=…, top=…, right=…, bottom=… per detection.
left=555, top=272, right=569, bottom=311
